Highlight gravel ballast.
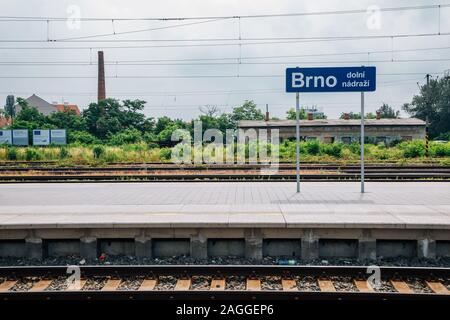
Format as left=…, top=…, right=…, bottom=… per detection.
left=1, top=255, right=450, bottom=267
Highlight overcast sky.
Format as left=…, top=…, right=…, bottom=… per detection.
left=1, top=0, right=450, bottom=120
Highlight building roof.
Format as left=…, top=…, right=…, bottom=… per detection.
left=0, top=117, right=11, bottom=128
left=53, top=104, right=81, bottom=116
left=16, top=94, right=81, bottom=116
left=238, top=118, right=426, bottom=128
left=23, top=94, right=56, bottom=116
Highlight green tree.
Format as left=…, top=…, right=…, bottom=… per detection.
left=403, top=77, right=450, bottom=138
left=377, top=103, right=400, bottom=118
left=339, top=112, right=376, bottom=119
left=153, top=116, right=188, bottom=145
left=47, top=109, right=86, bottom=131
left=82, top=99, right=147, bottom=140
left=10, top=98, right=49, bottom=131
left=286, top=108, right=307, bottom=120
left=230, top=101, right=264, bottom=126
left=4, top=95, right=15, bottom=118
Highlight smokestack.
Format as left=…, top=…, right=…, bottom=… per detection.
left=307, top=112, right=313, bottom=121
left=98, top=51, right=106, bottom=102
left=265, top=104, right=270, bottom=121
left=376, top=111, right=381, bottom=120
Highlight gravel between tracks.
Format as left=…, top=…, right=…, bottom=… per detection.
left=261, top=276, right=282, bottom=290
left=225, top=276, right=246, bottom=290
left=191, top=276, right=211, bottom=290
left=82, top=277, right=107, bottom=291
left=296, top=276, right=320, bottom=291
left=406, top=278, right=433, bottom=293
left=154, top=276, right=177, bottom=290
left=9, top=277, right=40, bottom=291
left=329, top=276, right=358, bottom=292
left=117, top=277, right=144, bottom=291
left=1, top=255, right=450, bottom=268
left=373, top=279, right=396, bottom=292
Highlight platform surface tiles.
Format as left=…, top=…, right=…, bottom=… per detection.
left=0, top=182, right=449, bottom=229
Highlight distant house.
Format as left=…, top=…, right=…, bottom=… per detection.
left=0, top=117, right=11, bottom=128
left=15, top=94, right=80, bottom=116
left=238, top=118, right=426, bottom=144
left=53, top=103, right=81, bottom=116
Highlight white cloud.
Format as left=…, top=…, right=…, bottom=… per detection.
left=0, top=0, right=449, bottom=119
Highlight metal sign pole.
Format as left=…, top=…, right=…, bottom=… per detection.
left=295, top=92, right=300, bottom=193
left=360, top=91, right=365, bottom=193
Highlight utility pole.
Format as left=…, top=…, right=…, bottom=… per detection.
left=295, top=92, right=300, bottom=193
left=425, top=74, right=430, bottom=158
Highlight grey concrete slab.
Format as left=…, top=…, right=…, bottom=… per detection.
left=0, top=182, right=449, bottom=230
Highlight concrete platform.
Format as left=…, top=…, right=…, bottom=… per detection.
left=0, top=182, right=449, bottom=260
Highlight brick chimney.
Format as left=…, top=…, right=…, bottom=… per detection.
left=307, top=112, right=313, bottom=121
left=98, top=51, right=106, bottom=102
left=343, top=112, right=350, bottom=120
left=376, top=111, right=381, bottom=120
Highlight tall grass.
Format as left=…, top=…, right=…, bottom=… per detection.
left=0, top=140, right=449, bottom=165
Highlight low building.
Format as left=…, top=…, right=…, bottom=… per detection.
left=238, top=117, right=426, bottom=144
left=15, top=94, right=80, bottom=116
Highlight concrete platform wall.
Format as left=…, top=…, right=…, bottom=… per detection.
left=0, top=227, right=449, bottom=260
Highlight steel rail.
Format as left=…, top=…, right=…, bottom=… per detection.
left=0, top=265, right=448, bottom=300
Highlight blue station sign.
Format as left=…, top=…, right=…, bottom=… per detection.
left=286, top=66, right=376, bottom=93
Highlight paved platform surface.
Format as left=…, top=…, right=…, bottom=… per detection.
left=0, top=182, right=449, bottom=229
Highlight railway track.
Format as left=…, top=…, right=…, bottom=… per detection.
left=0, top=265, right=449, bottom=300
left=0, top=163, right=449, bottom=182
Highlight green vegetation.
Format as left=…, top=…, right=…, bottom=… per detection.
left=6, top=98, right=264, bottom=146
left=0, top=140, right=449, bottom=166
left=403, top=76, right=450, bottom=139
left=339, top=103, right=400, bottom=119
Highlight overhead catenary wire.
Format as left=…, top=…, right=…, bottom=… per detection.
left=54, top=18, right=230, bottom=41
left=0, top=72, right=443, bottom=79
left=1, top=44, right=450, bottom=64
left=1, top=31, right=450, bottom=43
left=0, top=57, right=449, bottom=66
left=0, top=4, right=448, bottom=21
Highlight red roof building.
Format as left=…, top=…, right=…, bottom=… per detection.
left=53, top=104, right=81, bottom=116
left=0, top=117, right=11, bottom=128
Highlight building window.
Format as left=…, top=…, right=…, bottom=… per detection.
left=401, top=136, right=412, bottom=141
left=35, top=130, right=41, bottom=136
left=341, top=137, right=352, bottom=144
left=323, top=137, right=335, bottom=143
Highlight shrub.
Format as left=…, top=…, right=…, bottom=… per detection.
left=304, top=140, right=320, bottom=155
left=108, top=128, right=143, bottom=145
left=59, top=147, right=70, bottom=159
left=435, top=132, right=450, bottom=141
left=431, top=142, right=450, bottom=157
left=348, top=142, right=361, bottom=155
left=68, top=131, right=98, bottom=145
left=6, top=147, right=18, bottom=160
left=25, top=148, right=42, bottom=161
left=320, top=143, right=343, bottom=157
left=92, top=145, right=105, bottom=159
left=159, top=148, right=172, bottom=161
left=399, top=140, right=425, bottom=158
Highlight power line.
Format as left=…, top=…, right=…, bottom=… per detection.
left=0, top=4, right=447, bottom=21
left=0, top=57, right=449, bottom=66
left=0, top=72, right=442, bottom=79
left=55, top=18, right=229, bottom=41
left=1, top=31, right=449, bottom=43
left=1, top=45, right=450, bottom=64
